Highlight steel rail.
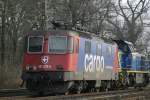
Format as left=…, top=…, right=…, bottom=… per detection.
left=32, top=88, right=149, bottom=100
left=0, top=88, right=150, bottom=100
left=0, top=88, right=30, bottom=97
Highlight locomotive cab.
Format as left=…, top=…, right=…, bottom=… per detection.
left=113, top=40, right=133, bottom=70
left=114, top=40, right=149, bottom=87
left=129, top=53, right=149, bottom=87
left=22, top=30, right=79, bottom=93
left=23, top=30, right=79, bottom=72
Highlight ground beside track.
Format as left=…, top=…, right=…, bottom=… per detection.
left=1, top=88, right=150, bottom=100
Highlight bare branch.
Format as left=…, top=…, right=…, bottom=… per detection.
left=118, top=0, right=130, bottom=22
left=134, top=0, right=149, bottom=20
left=133, top=0, right=143, bottom=12
left=127, top=0, right=134, bottom=14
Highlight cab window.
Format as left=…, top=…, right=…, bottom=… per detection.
left=28, top=36, right=43, bottom=53
left=49, top=36, right=67, bottom=53
left=49, top=36, right=74, bottom=53
left=68, top=37, right=74, bottom=53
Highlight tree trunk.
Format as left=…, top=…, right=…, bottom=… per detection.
left=0, top=0, right=6, bottom=66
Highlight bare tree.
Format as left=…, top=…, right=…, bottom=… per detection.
left=47, top=0, right=94, bottom=28
left=107, top=0, right=150, bottom=45
left=85, top=0, right=113, bottom=34
left=0, top=0, right=46, bottom=88
left=0, top=0, right=7, bottom=66
left=46, top=0, right=112, bottom=34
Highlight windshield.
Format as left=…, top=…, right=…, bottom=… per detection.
left=28, top=36, right=43, bottom=53
left=49, top=36, right=67, bottom=53
left=48, top=36, right=73, bottom=53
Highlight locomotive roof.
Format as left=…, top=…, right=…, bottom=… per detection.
left=132, top=52, right=145, bottom=57
left=26, top=30, right=115, bottom=44
left=26, top=30, right=96, bottom=38
left=26, top=30, right=78, bottom=36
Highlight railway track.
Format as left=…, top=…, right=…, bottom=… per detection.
left=40, top=88, right=149, bottom=100
left=0, top=88, right=31, bottom=97
left=0, top=88, right=150, bottom=100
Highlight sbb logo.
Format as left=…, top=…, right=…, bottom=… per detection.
left=41, top=56, right=49, bottom=64
left=84, top=54, right=104, bottom=72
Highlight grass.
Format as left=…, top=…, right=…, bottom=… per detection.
left=0, top=65, right=22, bottom=89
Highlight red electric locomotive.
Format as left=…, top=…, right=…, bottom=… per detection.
left=21, top=29, right=149, bottom=95
left=22, top=30, right=81, bottom=94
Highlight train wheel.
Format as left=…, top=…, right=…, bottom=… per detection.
left=76, top=82, right=83, bottom=94
left=90, top=88, right=95, bottom=92
left=77, top=90, right=81, bottom=94
left=38, top=91, right=44, bottom=96
left=64, top=91, right=69, bottom=95
left=96, top=88, right=100, bottom=93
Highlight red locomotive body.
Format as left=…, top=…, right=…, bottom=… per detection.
left=22, top=30, right=79, bottom=93
left=23, top=30, right=79, bottom=72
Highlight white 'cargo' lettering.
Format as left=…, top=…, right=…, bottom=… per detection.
left=84, top=54, right=105, bottom=72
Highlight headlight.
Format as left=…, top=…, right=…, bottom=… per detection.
left=26, top=65, right=33, bottom=70
left=33, top=66, right=37, bottom=70
left=26, top=65, right=30, bottom=70
left=26, top=65, right=37, bottom=71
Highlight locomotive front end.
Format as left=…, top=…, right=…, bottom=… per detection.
left=21, top=30, right=79, bottom=94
